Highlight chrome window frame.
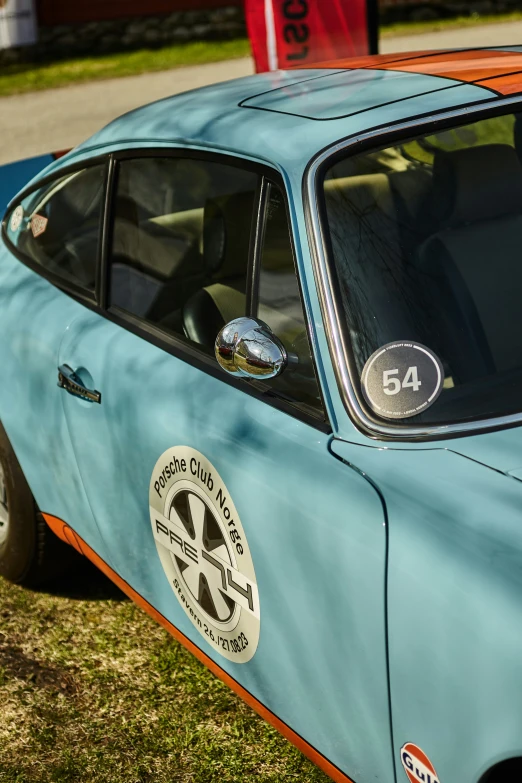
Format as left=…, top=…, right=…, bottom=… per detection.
left=305, top=94, right=522, bottom=442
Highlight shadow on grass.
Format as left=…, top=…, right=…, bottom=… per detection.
left=0, top=638, right=80, bottom=694
left=39, top=556, right=128, bottom=603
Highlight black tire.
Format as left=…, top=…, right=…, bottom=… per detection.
left=0, top=421, right=80, bottom=588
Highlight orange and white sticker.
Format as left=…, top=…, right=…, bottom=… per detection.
left=31, top=214, right=48, bottom=238
left=401, top=743, right=440, bottom=783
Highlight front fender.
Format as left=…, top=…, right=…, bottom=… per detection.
left=333, top=438, right=522, bottom=783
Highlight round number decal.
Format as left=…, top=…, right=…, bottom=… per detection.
left=361, top=341, right=444, bottom=419
left=149, top=446, right=260, bottom=663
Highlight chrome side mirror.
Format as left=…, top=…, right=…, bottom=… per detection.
left=215, top=317, right=288, bottom=379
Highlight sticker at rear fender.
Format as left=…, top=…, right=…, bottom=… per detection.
left=149, top=446, right=260, bottom=663
left=401, top=743, right=440, bottom=783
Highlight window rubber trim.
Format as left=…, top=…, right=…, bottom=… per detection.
left=304, top=93, right=522, bottom=443
left=0, top=144, right=330, bottom=433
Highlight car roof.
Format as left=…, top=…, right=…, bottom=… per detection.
left=43, top=47, right=522, bottom=180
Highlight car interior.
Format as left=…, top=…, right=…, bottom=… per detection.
left=322, top=113, right=522, bottom=423
left=111, top=186, right=254, bottom=347
left=109, top=161, right=321, bottom=412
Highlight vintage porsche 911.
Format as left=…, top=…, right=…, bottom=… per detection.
left=3, top=47, right=522, bottom=783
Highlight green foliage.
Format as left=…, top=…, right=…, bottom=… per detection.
left=0, top=39, right=252, bottom=97
left=380, top=10, right=522, bottom=37
left=0, top=567, right=329, bottom=783
left=400, top=114, right=516, bottom=165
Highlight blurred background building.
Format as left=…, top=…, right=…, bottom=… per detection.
left=0, top=0, right=520, bottom=64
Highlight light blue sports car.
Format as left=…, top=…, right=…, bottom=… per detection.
left=3, top=47, right=522, bottom=783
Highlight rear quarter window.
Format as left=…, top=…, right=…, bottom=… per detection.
left=4, top=164, right=106, bottom=293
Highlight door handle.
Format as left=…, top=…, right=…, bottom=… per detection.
left=57, top=364, right=101, bottom=404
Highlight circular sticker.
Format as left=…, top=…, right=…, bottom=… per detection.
left=361, top=341, right=444, bottom=419
left=149, top=446, right=260, bottom=663
left=401, top=743, right=440, bottom=783
left=10, top=205, right=23, bottom=232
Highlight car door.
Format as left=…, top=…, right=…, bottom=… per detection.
left=57, top=149, right=393, bottom=782
left=0, top=161, right=108, bottom=552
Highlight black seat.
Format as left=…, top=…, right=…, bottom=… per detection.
left=416, top=144, right=522, bottom=383
left=182, top=191, right=254, bottom=350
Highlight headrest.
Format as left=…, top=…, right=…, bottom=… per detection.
left=203, top=192, right=255, bottom=281
left=432, top=144, right=522, bottom=226
left=324, top=173, right=394, bottom=216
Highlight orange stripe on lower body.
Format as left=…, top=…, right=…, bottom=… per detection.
left=42, top=513, right=355, bottom=783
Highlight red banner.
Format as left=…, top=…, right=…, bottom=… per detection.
left=245, top=0, right=378, bottom=73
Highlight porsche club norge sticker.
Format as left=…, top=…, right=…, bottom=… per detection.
left=401, top=743, right=440, bottom=783
left=10, top=205, right=23, bottom=232
left=149, top=446, right=260, bottom=663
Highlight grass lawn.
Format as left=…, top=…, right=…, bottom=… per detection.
left=0, top=564, right=330, bottom=783
left=0, top=38, right=252, bottom=98
left=380, top=9, right=522, bottom=37
left=0, top=9, right=521, bottom=98
left=380, top=11, right=522, bottom=38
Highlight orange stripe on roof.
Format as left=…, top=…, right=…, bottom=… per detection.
left=300, top=50, right=441, bottom=70
left=303, top=48, right=510, bottom=71
left=297, top=49, right=522, bottom=96
left=383, top=48, right=511, bottom=66
left=386, top=53, right=522, bottom=83
left=476, top=70, right=522, bottom=95
left=42, top=513, right=356, bottom=783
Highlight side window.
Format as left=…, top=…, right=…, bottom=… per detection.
left=256, top=184, right=324, bottom=416
left=5, top=165, right=106, bottom=292
left=109, top=157, right=259, bottom=355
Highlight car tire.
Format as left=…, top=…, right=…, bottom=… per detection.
left=0, top=421, right=80, bottom=588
